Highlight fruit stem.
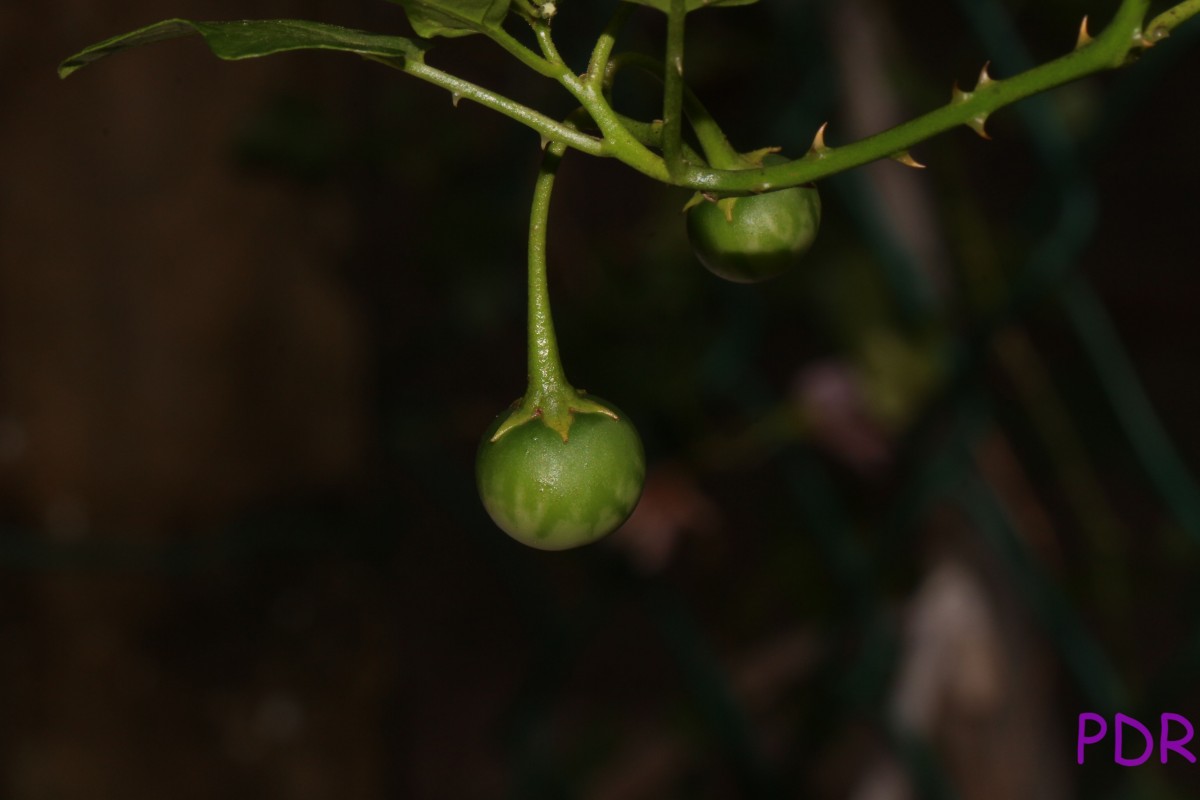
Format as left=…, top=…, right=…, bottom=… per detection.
left=527, top=140, right=572, bottom=401
left=488, top=133, right=619, bottom=444
left=585, top=2, right=634, bottom=88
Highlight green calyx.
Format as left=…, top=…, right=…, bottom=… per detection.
left=489, top=387, right=619, bottom=443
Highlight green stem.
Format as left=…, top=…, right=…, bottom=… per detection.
left=565, top=80, right=672, bottom=179
left=511, top=0, right=539, bottom=18
left=486, top=25, right=564, bottom=79
left=575, top=111, right=707, bottom=163
left=527, top=141, right=572, bottom=398
left=617, top=116, right=707, bottom=163
left=606, top=52, right=743, bottom=169
left=531, top=21, right=565, bottom=65
left=644, top=0, right=1160, bottom=191
left=372, top=57, right=604, bottom=155
left=586, top=2, right=636, bottom=88
left=397, top=0, right=1188, bottom=192
left=481, top=12, right=671, bottom=181
left=1147, top=0, right=1200, bottom=40
left=384, top=52, right=668, bottom=180
left=662, top=0, right=687, bottom=177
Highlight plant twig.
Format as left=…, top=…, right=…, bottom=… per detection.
left=662, top=0, right=687, bottom=177
left=531, top=21, right=565, bottom=65
left=586, top=2, right=636, bottom=88
left=486, top=25, right=565, bottom=79
left=607, top=52, right=743, bottom=168
left=371, top=56, right=605, bottom=155
left=662, top=0, right=1164, bottom=192
left=1147, top=0, right=1200, bottom=41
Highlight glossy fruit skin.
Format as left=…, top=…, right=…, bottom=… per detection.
left=686, top=183, right=821, bottom=283
left=476, top=399, right=645, bottom=551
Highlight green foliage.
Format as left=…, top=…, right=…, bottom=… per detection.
left=390, top=0, right=511, bottom=39
left=57, top=18, right=427, bottom=79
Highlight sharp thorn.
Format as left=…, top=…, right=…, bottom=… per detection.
left=951, top=81, right=973, bottom=104
left=977, top=61, right=994, bottom=89
left=1075, top=16, right=1093, bottom=49
left=808, top=122, right=829, bottom=156
left=967, top=114, right=991, bottom=140
left=890, top=150, right=926, bottom=169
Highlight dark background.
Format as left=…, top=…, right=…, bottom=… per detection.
left=2, top=0, right=1199, bottom=797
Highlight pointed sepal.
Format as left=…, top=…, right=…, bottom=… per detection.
left=716, top=196, right=739, bottom=223
left=568, top=392, right=621, bottom=421
left=489, top=399, right=534, bottom=443
left=738, top=145, right=782, bottom=168
left=681, top=191, right=708, bottom=214
left=490, top=389, right=619, bottom=445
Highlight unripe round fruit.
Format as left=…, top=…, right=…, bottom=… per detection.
left=686, top=175, right=821, bottom=284
left=476, top=400, right=645, bottom=551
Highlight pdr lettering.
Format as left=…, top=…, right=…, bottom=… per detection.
left=1077, top=713, right=1197, bottom=766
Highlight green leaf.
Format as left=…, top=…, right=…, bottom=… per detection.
left=388, top=0, right=511, bottom=39
left=59, top=18, right=429, bottom=79
left=624, top=0, right=758, bottom=12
